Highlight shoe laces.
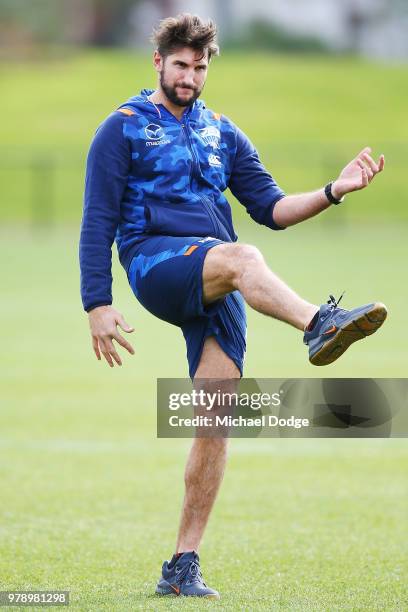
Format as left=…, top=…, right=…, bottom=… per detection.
left=327, top=291, right=345, bottom=310
left=175, top=560, right=205, bottom=586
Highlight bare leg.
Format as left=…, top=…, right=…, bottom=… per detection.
left=175, top=337, right=239, bottom=553
left=202, top=243, right=318, bottom=331
left=175, top=242, right=315, bottom=552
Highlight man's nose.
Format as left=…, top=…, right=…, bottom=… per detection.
left=182, top=70, right=195, bottom=86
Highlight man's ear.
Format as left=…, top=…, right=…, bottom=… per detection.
left=153, top=50, right=163, bottom=73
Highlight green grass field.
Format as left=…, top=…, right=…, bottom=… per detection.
left=1, top=50, right=408, bottom=610
left=1, top=223, right=407, bottom=610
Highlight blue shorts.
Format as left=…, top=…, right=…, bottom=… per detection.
left=127, top=235, right=247, bottom=378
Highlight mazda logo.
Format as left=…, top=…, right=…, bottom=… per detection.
left=145, top=123, right=165, bottom=141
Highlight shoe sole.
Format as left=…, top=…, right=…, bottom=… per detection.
left=156, top=592, right=220, bottom=600
left=310, top=302, right=388, bottom=366
left=155, top=587, right=220, bottom=600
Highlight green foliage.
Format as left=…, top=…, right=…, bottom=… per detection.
left=226, top=20, right=329, bottom=53
left=0, top=0, right=60, bottom=42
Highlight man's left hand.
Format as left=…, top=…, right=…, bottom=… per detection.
left=332, top=147, right=385, bottom=200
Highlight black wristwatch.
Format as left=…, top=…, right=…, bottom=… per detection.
left=325, top=181, right=345, bottom=205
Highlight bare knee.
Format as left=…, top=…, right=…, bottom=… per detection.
left=202, top=242, right=264, bottom=303
left=230, top=244, right=264, bottom=286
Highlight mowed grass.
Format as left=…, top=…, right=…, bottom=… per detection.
left=1, top=223, right=407, bottom=610
left=0, top=50, right=408, bottom=222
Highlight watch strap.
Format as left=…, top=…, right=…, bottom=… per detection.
left=325, top=182, right=345, bottom=205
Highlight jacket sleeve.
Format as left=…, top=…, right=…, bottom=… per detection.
left=228, top=126, right=286, bottom=230
left=79, top=112, right=131, bottom=312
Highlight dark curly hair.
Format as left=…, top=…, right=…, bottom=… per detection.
left=151, top=13, right=219, bottom=61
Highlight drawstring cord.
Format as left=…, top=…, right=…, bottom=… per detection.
left=146, top=95, right=162, bottom=119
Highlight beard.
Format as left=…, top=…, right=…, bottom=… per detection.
left=159, top=70, right=203, bottom=107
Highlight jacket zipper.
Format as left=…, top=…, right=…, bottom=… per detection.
left=200, top=195, right=221, bottom=238
left=181, top=122, right=194, bottom=187
left=181, top=121, right=219, bottom=237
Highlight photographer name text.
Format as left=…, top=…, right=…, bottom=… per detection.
left=168, top=415, right=310, bottom=429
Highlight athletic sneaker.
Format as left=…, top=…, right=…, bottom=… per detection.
left=155, top=551, right=220, bottom=599
left=304, top=294, right=387, bottom=366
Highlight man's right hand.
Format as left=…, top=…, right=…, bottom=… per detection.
left=88, top=305, right=135, bottom=367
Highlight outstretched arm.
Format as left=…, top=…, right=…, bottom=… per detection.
left=272, top=147, right=385, bottom=228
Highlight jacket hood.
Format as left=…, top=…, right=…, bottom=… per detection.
left=118, top=88, right=206, bottom=121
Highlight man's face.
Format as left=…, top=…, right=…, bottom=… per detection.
left=155, top=47, right=209, bottom=107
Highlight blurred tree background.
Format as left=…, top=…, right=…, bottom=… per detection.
left=1, top=0, right=407, bottom=56
left=0, top=0, right=407, bottom=226
left=0, top=0, right=140, bottom=50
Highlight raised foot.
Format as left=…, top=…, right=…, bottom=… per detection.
left=310, top=303, right=387, bottom=366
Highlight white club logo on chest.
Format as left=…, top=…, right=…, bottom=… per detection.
left=199, top=126, right=221, bottom=150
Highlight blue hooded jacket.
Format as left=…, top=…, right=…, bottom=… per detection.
left=79, top=89, right=286, bottom=312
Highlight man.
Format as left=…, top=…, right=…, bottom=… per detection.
left=79, top=14, right=386, bottom=599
